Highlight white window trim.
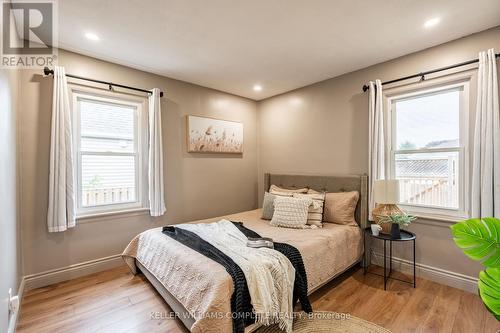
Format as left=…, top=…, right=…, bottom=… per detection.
left=70, top=86, right=149, bottom=218
left=76, top=208, right=150, bottom=224
left=382, top=72, right=472, bottom=220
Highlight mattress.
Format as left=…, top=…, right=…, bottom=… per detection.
left=122, top=208, right=363, bottom=333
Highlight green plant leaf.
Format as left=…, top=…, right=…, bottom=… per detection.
left=450, top=218, right=500, bottom=268
left=479, top=268, right=500, bottom=320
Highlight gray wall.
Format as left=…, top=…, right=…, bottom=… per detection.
left=258, top=27, right=500, bottom=280
left=16, top=27, right=500, bottom=288
left=0, top=68, right=20, bottom=332
left=19, top=50, right=258, bottom=276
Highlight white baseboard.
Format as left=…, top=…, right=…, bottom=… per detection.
left=370, top=251, right=478, bottom=294
left=24, top=254, right=124, bottom=291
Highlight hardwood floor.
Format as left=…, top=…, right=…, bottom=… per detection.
left=17, top=265, right=499, bottom=333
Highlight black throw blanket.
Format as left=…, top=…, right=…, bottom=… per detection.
left=162, top=221, right=312, bottom=333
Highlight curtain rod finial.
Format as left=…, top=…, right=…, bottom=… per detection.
left=362, top=84, right=369, bottom=92
left=160, top=91, right=164, bottom=97
left=43, top=67, right=54, bottom=76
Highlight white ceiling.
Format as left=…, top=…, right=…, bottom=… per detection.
left=49, top=1, right=500, bottom=99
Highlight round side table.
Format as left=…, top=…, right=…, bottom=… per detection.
left=363, top=227, right=416, bottom=290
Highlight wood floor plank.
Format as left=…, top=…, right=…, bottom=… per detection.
left=389, top=279, right=441, bottom=333
left=22, top=266, right=131, bottom=304
left=17, top=264, right=499, bottom=333
left=452, top=291, right=498, bottom=333
left=417, top=285, right=462, bottom=333
left=20, top=276, right=144, bottom=319
left=483, top=308, right=500, bottom=333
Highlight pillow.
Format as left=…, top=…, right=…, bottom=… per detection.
left=306, top=188, right=321, bottom=194
left=261, top=192, right=278, bottom=220
left=293, top=192, right=325, bottom=228
left=323, top=191, right=359, bottom=226
left=269, top=184, right=308, bottom=196
left=261, top=190, right=294, bottom=220
left=270, top=196, right=312, bottom=229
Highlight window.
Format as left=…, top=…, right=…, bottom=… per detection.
left=73, top=91, right=147, bottom=216
left=387, top=81, right=469, bottom=219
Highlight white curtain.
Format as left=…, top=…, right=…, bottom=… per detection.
left=148, top=88, right=166, bottom=216
left=471, top=48, right=500, bottom=218
left=368, top=79, right=386, bottom=220
left=47, top=66, right=76, bottom=232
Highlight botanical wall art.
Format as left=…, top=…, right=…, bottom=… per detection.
left=187, top=115, right=243, bottom=153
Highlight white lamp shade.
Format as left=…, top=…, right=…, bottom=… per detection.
left=373, top=179, right=400, bottom=204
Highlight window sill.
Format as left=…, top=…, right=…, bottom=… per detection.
left=399, top=204, right=468, bottom=224
left=415, top=213, right=458, bottom=223
left=408, top=211, right=469, bottom=226
left=76, top=208, right=150, bottom=224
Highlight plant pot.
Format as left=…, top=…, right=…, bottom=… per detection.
left=372, top=204, right=404, bottom=234
left=379, top=222, right=391, bottom=234
left=390, top=223, right=401, bottom=239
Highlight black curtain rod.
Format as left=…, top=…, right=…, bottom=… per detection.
left=362, top=53, right=500, bottom=92
left=43, top=67, right=164, bottom=97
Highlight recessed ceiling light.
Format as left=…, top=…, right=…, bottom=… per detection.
left=253, top=84, right=262, bottom=92
left=424, top=17, right=440, bottom=28
left=85, top=32, right=100, bottom=41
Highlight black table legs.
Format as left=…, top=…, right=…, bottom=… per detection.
left=363, top=230, right=366, bottom=275
left=390, top=241, right=392, bottom=274
left=383, top=239, right=387, bottom=290
left=382, top=239, right=395, bottom=290
left=365, top=235, right=416, bottom=290
left=413, top=238, right=416, bottom=288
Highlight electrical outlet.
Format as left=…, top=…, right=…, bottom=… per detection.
left=8, top=288, right=12, bottom=309
left=7, top=288, right=19, bottom=314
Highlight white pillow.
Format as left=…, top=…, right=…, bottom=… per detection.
left=270, top=196, right=312, bottom=229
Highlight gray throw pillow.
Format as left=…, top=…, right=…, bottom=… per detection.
left=261, top=192, right=276, bottom=220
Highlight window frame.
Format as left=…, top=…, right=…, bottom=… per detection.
left=71, top=88, right=149, bottom=218
left=384, top=75, right=471, bottom=221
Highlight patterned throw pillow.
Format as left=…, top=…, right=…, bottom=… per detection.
left=270, top=196, right=312, bottom=229
left=293, top=192, right=326, bottom=227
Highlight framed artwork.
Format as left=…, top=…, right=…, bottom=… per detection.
left=187, top=115, right=243, bottom=153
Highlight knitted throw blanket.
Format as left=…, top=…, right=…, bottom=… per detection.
left=232, top=222, right=312, bottom=315
left=162, top=220, right=313, bottom=333
left=176, top=220, right=295, bottom=333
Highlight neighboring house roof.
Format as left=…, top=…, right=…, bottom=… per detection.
left=425, top=139, right=459, bottom=149
left=396, top=158, right=449, bottom=177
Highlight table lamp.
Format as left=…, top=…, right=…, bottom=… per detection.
left=372, top=179, right=403, bottom=234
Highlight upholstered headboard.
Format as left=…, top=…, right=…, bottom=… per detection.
left=264, top=173, right=369, bottom=229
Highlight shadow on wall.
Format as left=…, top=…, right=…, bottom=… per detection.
left=348, top=92, right=369, bottom=173
left=162, top=97, right=184, bottom=223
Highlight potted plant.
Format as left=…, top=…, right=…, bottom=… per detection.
left=451, top=217, right=500, bottom=320
left=379, top=213, right=416, bottom=238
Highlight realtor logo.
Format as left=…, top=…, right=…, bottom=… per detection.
left=1, top=0, right=57, bottom=68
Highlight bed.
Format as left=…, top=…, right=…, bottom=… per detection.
left=122, top=173, right=368, bottom=333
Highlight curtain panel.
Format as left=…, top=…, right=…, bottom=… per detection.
left=471, top=48, right=500, bottom=218
left=148, top=88, right=166, bottom=216
left=368, top=79, right=386, bottom=220
left=47, top=66, right=76, bottom=232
